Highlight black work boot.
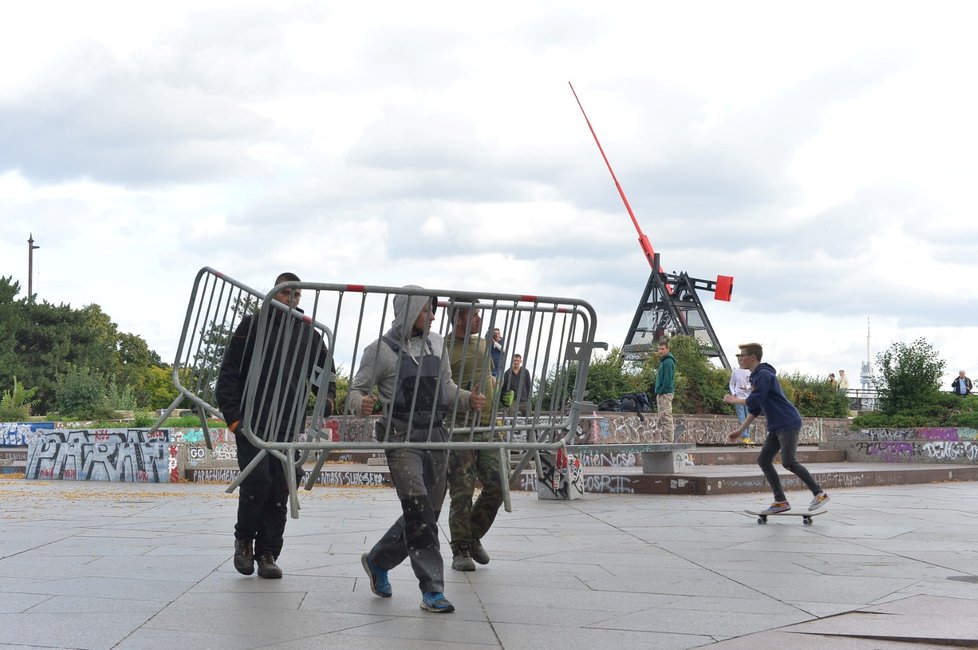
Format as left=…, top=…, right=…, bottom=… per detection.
left=257, top=554, right=283, bottom=579
left=233, top=539, right=255, bottom=576
left=469, top=539, right=490, bottom=565
left=451, top=544, right=476, bottom=571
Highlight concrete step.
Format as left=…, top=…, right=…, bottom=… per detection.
left=184, top=459, right=978, bottom=497
left=573, top=462, right=978, bottom=495
left=691, top=447, right=846, bottom=465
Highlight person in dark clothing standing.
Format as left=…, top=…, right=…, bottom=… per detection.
left=216, top=272, right=336, bottom=579
left=500, top=354, right=533, bottom=416
left=724, top=342, right=829, bottom=514
left=952, top=370, right=973, bottom=397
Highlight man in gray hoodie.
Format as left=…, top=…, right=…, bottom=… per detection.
left=349, top=286, right=485, bottom=614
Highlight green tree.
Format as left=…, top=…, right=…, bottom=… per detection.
left=874, top=338, right=946, bottom=415
left=77, top=304, right=121, bottom=376
left=116, top=332, right=165, bottom=407
left=3, top=285, right=166, bottom=413
left=139, top=365, right=179, bottom=410
left=16, top=299, right=91, bottom=412
left=0, top=277, right=26, bottom=386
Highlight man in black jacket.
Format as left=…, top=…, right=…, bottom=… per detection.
left=500, top=354, right=533, bottom=416
left=952, top=370, right=973, bottom=397
left=216, top=273, right=336, bottom=579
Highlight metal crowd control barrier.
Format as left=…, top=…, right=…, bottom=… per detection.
left=152, top=270, right=602, bottom=517
left=148, top=267, right=334, bottom=455
left=230, top=282, right=602, bottom=518
left=150, top=268, right=262, bottom=448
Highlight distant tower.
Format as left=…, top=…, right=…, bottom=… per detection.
left=860, top=316, right=873, bottom=389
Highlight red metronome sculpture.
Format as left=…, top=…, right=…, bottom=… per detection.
left=570, top=82, right=734, bottom=369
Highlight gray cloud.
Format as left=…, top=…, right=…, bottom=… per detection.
left=0, top=42, right=268, bottom=185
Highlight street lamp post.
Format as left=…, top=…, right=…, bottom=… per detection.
left=28, top=233, right=39, bottom=302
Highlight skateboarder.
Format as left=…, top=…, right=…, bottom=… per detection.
left=724, top=342, right=829, bottom=514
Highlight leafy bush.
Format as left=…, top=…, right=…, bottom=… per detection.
left=852, top=412, right=933, bottom=428
left=947, top=412, right=978, bottom=428
left=852, top=392, right=978, bottom=428
left=55, top=366, right=113, bottom=419
left=780, top=372, right=849, bottom=418
left=132, top=412, right=155, bottom=428
left=0, top=376, right=39, bottom=420
left=586, top=348, right=642, bottom=404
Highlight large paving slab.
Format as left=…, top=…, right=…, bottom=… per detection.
left=2, top=478, right=978, bottom=648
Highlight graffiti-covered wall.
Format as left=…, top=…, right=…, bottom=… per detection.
left=574, top=413, right=852, bottom=445
left=1, top=421, right=55, bottom=446
left=26, top=429, right=171, bottom=482
left=842, top=427, right=978, bottom=464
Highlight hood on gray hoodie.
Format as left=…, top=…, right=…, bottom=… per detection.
left=346, top=285, right=472, bottom=421
left=390, top=285, right=436, bottom=342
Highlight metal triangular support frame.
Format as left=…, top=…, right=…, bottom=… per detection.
left=622, top=254, right=730, bottom=369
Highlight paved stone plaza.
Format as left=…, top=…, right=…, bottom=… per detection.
left=1, top=478, right=977, bottom=649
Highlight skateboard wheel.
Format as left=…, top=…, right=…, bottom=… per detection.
left=757, top=517, right=766, bottom=524
left=803, top=517, right=812, bottom=525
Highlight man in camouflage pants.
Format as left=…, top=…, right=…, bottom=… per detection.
left=446, top=299, right=504, bottom=571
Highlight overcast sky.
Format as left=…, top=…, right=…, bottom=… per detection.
left=2, top=1, right=977, bottom=387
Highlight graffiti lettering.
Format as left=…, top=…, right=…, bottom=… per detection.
left=1, top=421, right=55, bottom=447
left=575, top=451, right=639, bottom=468
left=923, top=441, right=978, bottom=462
left=26, top=441, right=169, bottom=482
left=188, top=468, right=390, bottom=487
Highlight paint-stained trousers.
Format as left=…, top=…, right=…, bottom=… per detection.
left=367, top=443, right=449, bottom=594
left=234, top=433, right=289, bottom=558
left=447, top=445, right=504, bottom=554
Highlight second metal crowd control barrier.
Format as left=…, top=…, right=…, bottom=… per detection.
left=158, top=269, right=604, bottom=518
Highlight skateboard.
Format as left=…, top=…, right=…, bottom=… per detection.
left=744, top=509, right=826, bottom=526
